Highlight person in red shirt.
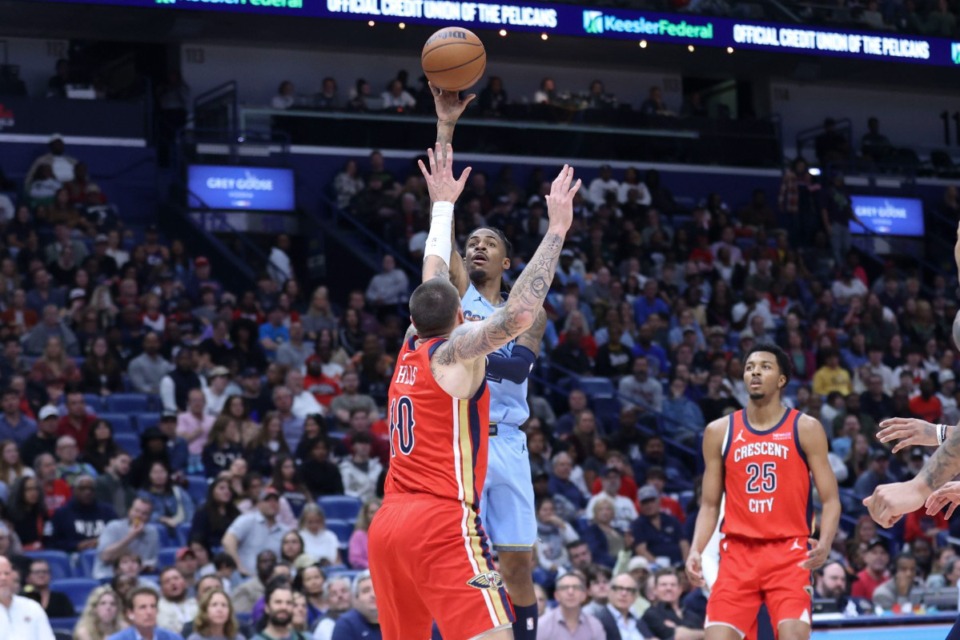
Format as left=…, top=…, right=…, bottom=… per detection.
left=851, top=538, right=891, bottom=602
left=56, top=390, right=96, bottom=449
left=645, top=466, right=685, bottom=524
left=590, top=451, right=638, bottom=503
left=907, top=379, right=942, bottom=424
left=34, top=452, right=72, bottom=517
left=303, top=357, right=341, bottom=408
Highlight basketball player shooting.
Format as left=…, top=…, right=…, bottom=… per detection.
left=367, top=143, right=580, bottom=640
left=431, top=83, right=548, bottom=640
left=686, top=344, right=840, bottom=640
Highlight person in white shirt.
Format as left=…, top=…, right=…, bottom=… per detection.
left=587, top=164, right=620, bottom=208
left=0, top=555, right=55, bottom=640
left=157, top=566, right=198, bottom=634
left=618, top=167, right=651, bottom=206
left=268, top=234, right=294, bottom=284
left=272, top=81, right=296, bottom=110
left=298, top=504, right=342, bottom=566
left=286, top=370, right=325, bottom=418
left=203, top=367, right=231, bottom=418
left=381, top=79, right=415, bottom=110
left=585, top=467, right=638, bottom=531
left=338, top=433, right=382, bottom=503
left=364, top=254, right=409, bottom=309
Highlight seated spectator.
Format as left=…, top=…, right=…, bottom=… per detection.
left=329, top=371, right=376, bottom=425
left=276, top=321, right=312, bottom=373
left=95, top=449, right=136, bottom=516
left=8, top=476, right=48, bottom=550
left=178, top=389, right=215, bottom=474
left=272, top=80, right=296, bottom=110
left=339, top=432, right=382, bottom=503
left=813, top=349, right=852, bottom=397
left=36, top=451, right=72, bottom=516
left=0, top=389, right=37, bottom=444
left=662, top=377, right=706, bottom=445
left=285, top=369, right=324, bottom=422
left=190, top=477, right=240, bottom=553
left=851, top=538, right=891, bottom=602
left=535, top=496, right=580, bottom=577
left=50, top=473, right=114, bottom=552
left=630, top=485, right=687, bottom=567
left=270, top=454, right=313, bottom=517
left=128, top=332, right=173, bottom=395
left=201, top=417, right=245, bottom=479
left=202, top=367, right=231, bottom=419
left=478, top=76, right=508, bottom=116
left=22, top=405, right=62, bottom=467
left=548, top=451, right=587, bottom=517
left=110, top=586, right=184, bottom=640
left=73, top=584, right=126, bottom=640
left=222, top=487, right=289, bottom=578
left=381, top=79, right=415, bottom=110
left=161, top=347, right=203, bottom=414
left=138, top=460, right=195, bottom=537
left=640, top=86, right=674, bottom=117
left=348, top=498, right=381, bottom=570
left=158, top=566, right=198, bottom=634
left=364, top=254, right=409, bottom=313
left=533, top=77, right=557, bottom=105
left=641, top=569, right=703, bottom=639
left=594, top=573, right=653, bottom=639
left=231, top=550, right=276, bottom=615
left=55, top=435, right=98, bottom=486
left=93, top=497, right=160, bottom=579
left=22, top=557, right=75, bottom=617
left=300, top=437, right=345, bottom=498
left=582, top=496, right=625, bottom=568
left=331, top=571, right=380, bottom=638
left=853, top=450, right=896, bottom=499
left=26, top=272, right=67, bottom=315
left=816, top=560, right=872, bottom=616
left=0, top=289, right=39, bottom=337
left=187, top=588, right=243, bottom=640
left=872, top=553, right=923, bottom=611
left=587, top=164, right=620, bottom=208
left=27, top=163, right=62, bottom=206
left=29, top=335, right=80, bottom=387
left=537, top=571, right=604, bottom=639
left=0, top=439, right=34, bottom=489
left=586, top=467, right=638, bottom=531
left=909, top=379, right=943, bottom=424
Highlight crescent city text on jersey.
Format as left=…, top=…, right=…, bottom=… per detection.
left=732, top=441, right=790, bottom=463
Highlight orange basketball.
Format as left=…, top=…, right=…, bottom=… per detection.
left=421, top=27, right=486, bottom=92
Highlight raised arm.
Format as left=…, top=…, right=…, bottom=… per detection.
left=685, top=418, right=726, bottom=587
left=417, top=143, right=471, bottom=283
left=432, top=166, right=579, bottom=389
left=798, top=415, right=840, bottom=570
left=433, top=82, right=475, bottom=297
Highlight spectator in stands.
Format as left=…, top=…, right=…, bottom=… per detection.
left=157, top=565, right=198, bottom=634
left=0, top=440, right=33, bottom=488
left=816, top=560, right=872, bottom=616
left=853, top=449, right=895, bottom=499
left=548, top=451, right=587, bottom=514
left=555, top=389, right=590, bottom=436
left=631, top=484, right=687, bottom=567
left=534, top=77, right=557, bottom=105
left=272, top=81, right=296, bottom=110
left=20, top=558, right=73, bottom=618
left=27, top=164, right=61, bottom=207
left=364, top=254, right=409, bottom=314
left=285, top=370, right=323, bottom=423
left=327, top=371, right=373, bottom=425
left=662, top=377, right=706, bottom=445
left=813, top=349, right=852, bottom=397
left=339, top=432, right=382, bottom=503
left=619, top=357, right=663, bottom=414
left=74, top=585, right=126, bottom=640
left=0, top=555, right=55, bottom=636
left=535, top=496, right=580, bottom=577
left=347, top=497, right=380, bottom=571
left=587, top=165, right=620, bottom=208
left=642, top=569, right=703, bottom=639
left=0, top=388, right=36, bottom=444
left=201, top=367, right=231, bottom=419
left=300, top=437, right=344, bottom=498
left=297, top=504, right=340, bottom=567
left=139, top=460, right=194, bottom=536
left=851, top=538, right=891, bottom=602
left=331, top=571, right=380, bottom=638
left=594, top=572, right=652, bottom=639
left=50, top=472, right=114, bottom=552
left=586, top=467, right=638, bottom=531
left=581, top=496, right=625, bottom=568
left=222, top=487, right=289, bottom=578
left=161, top=347, right=202, bottom=413
left=111, top=586, right=184, bottom=640
left=860, top=117, right=893, bottom=164
left=872, top=553, right=923, bottom=610
left=56, top=434, right=98, bottom=485
left=95, top=451, right=134, bottom=518
left=187, top=588, right=242, bottom=640
left=238, top=368, right=271, bottom=422
left=478, top=76, right=507, bottom=117
left=201, top=417, right=245, bottom=480
left=537, top=571, right=604, bottom=639
left=640, top=86, right=674, bottom=117
left=269, top=387, right=302, bottom=451
left=381, top=79, right=415, bottom=111
left=80, top=336, right=122, bottom=395
left=923, top=0, right=957, bottom=36
left=909, top=379, right=942, bottom=424
left=25, top=133, right=78, bottom=184
left=190, top=477, right=240, bottom=552
left=25, top=308, right=79, bottom=360
left=275, top=322, right=310, bottom=373
left=36, top=451, right=72, bottom=516
left=271, top=454, right=313, bottom=518
left=1, top=290, right=38, bottom=338
left=258, top=307, right=289, bottom=361
left=8, top=476, right=47, bottom=550
left=178, top=389, right=214, bottom=474
left=231, top=549, right=275, bottom=615
left=84, top=419, right=120, bottom=475
left=25, top=270, right=66, bottom=316
left=814, top=118, right=849, bottom=167
left=22, top=405, right=60, bottom=466
left=93, top=497, right=159, bottom=579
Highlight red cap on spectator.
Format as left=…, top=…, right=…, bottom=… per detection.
left=195, top=257, right=210, bottom=267
left=175, top=547, right=195, bottom=561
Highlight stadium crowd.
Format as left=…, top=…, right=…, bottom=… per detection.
left=0, top=119, right=959, bottom=639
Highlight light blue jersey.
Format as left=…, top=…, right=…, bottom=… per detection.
left=462, top=283, right=530, bottom=428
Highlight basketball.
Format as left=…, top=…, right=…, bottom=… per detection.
left=421, top=27, right=486, bottom=92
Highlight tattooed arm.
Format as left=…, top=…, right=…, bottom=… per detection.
left=515, top=309, right=548, bottom=357
left=430, top=165, right=580, bottom=399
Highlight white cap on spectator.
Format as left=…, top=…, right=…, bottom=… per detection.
left=49, top=133, right=64, bottom=143
left=39, top=405, right=60, bottom=421
left=941, top=370, right=955, bottom=384
left=627, top=556, right=650, bottom=572
left=69, top=288, right=86, bottom=301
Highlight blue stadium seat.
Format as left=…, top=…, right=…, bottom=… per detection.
left=136, top=413, right=161, bottom=433
left=99, top=413, right=136, bottom=436
left=177, top=522, right=193, bottom=546
left=25, top=550, right=72, bottom=579
left=106, top=394, right=151, bottom=414
left=78, top=549, right=98, bottom=577
left=82, top=394, right=104, bottom=412
left=157, top=526, right=179, bottom=548
left=49, top=619, right=79, bottom=637
left=186, top=476, right=209, bottom=505
left=158, top=547, right=179, bottom=568
left=325, top=519, right=354, bottom=544
left=113, top=433, right=141, bottom=457
left=326, top=568, right=360, bottom=582
left=318, top=495, right=362, bottom=521
left=573, top=376, right=616, bottom=398
left=56, top=578, right=99, bottom=611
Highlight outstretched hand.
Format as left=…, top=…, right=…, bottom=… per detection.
left=544, top=165, right=581, bottom=233
left=432, top=81, right=476, bottom=125
left=925, top=481, right=960, bottom=519
left=800, top=537, right=830, bottom=570
left=418, top=142, right=472, bottom=205
left=876, top=417, right=938, bottom=453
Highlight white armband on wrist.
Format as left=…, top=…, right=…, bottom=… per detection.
left=424, top=201, right=454, bottom=267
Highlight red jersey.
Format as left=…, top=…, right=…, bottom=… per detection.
left=721, top=408, right=812, bottom=540
left=384, top=337, right=490, bottom=507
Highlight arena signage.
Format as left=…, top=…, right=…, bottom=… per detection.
left=188, top=165, right=295, bottom=211
left=23, top=0, right=959, bottom=66
left=849, top=195, right=924, bottom=237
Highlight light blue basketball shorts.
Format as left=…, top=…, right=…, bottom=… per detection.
left=480, top=424, right=537, bottom=551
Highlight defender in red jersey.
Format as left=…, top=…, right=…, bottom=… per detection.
left=368, top=144, right=580, bottom=640
left=686, top=343, right=840, bottom=640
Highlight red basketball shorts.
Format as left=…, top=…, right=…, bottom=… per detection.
left=706, top=536, right=812, bottom=638
left=368, top=493, right=515, bottom=640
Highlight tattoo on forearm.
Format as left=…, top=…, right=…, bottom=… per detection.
left=922, top=426, right=960, bottom=490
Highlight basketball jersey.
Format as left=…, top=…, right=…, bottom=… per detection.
left=461, top=283, right=529, bottom=427
left=383, top=336, right=491, bottom=508
left=721, top=408, right=813, bottom=540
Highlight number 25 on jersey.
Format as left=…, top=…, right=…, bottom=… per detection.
left=389, top=396, right=416, bottom=457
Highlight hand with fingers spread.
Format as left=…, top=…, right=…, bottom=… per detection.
left=925, top=481, right=960, bottom=518
left=544, top=165, right=581, bottom=234
left=876, top=417, right=939, bottom=453
left=863, top=479, right=927, bottom=528
left=417, top=143, right=472, bottom=205
left=432, top=81, right=476, bottom=126
left=800, top=537, right=830, bottom=571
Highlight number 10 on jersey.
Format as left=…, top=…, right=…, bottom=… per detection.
left=389, top=396, right=416, bottom=457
